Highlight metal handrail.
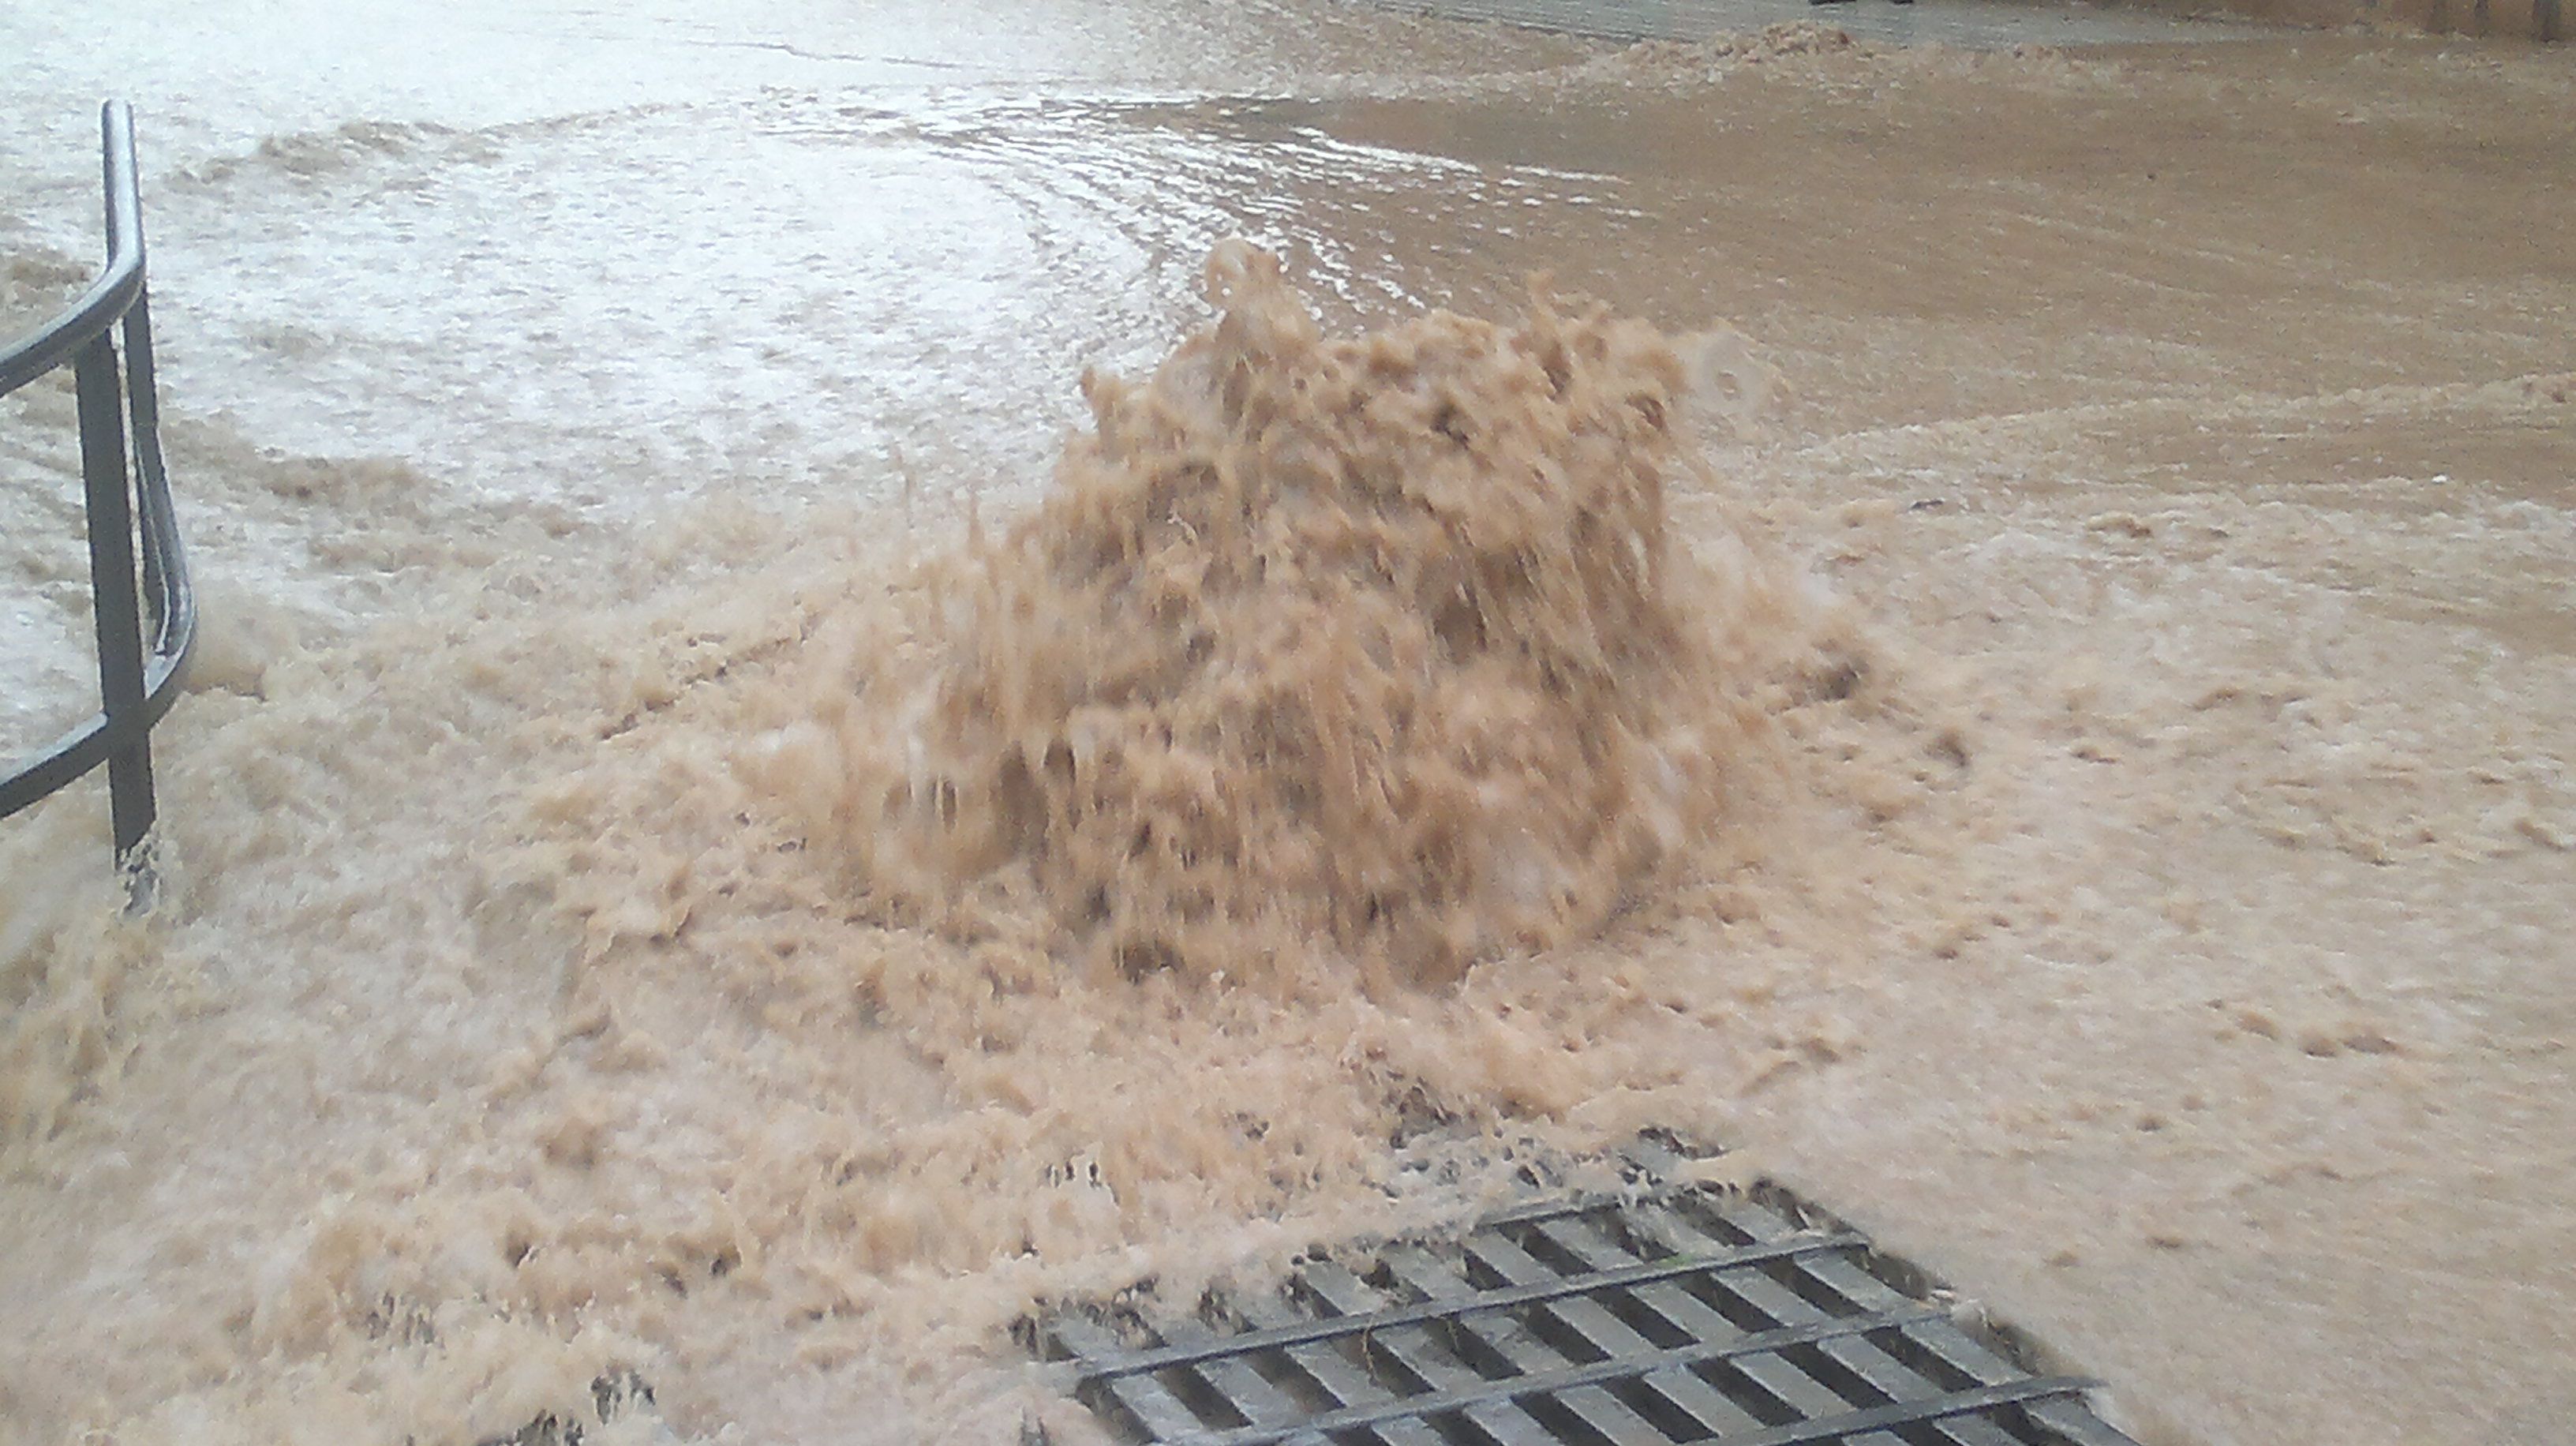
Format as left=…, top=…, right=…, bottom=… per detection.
left=1, top=102, right=197, bottom=905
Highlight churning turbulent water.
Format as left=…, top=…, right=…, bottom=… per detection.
left=5, top=4, right=2576, bottom=1445
left=775, top=240, right=1834, bottom=991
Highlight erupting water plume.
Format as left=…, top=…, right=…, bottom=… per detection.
left=777, top=242, right=1810, bottom=989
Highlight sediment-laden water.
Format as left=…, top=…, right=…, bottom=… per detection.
left=3, top=5, right=2570, bottom=1444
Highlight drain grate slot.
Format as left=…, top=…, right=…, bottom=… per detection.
left=1039, top=1150, right=2138, bottom=1446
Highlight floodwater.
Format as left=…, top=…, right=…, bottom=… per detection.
left=2, top=3, right=2571, bottom=1445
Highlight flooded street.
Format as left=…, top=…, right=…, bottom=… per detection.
left=2, top=4, right=2570, bottom=1445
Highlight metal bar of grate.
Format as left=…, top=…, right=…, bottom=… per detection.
left=1077, top=1230, right=1864, bottom=1382
left=1512, top=1214, right=1932, bottom=1446
left=1163, top=1312, right=1973, bottom=1446
left=1605, top=1201, right=2014, bottom=1446
left=1302, top=1257, right=1576, bottom=1445
left=1421, top=1227, right=1812, bottom=1444
left=1241, top=1287, right=1452, bottom=1446
left=1040, top=1148, right=2137, bottom=1446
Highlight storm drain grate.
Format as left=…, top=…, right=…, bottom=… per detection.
left=1037, top=1147, right=2137, bottom=1446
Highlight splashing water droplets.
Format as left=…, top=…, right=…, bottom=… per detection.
left=789, top=242, right=1807, bottom=989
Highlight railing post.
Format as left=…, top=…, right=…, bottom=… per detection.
left=73, top=328, right=158, bottom=879
left=127, top=294, right=169, bottom=606
left=2, top=101, right=192, bottom=906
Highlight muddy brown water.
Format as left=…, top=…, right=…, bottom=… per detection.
left=2, top=6, right=2570, bottom=1446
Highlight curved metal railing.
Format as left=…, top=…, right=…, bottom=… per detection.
left=1, top=102, right=196, bottom=904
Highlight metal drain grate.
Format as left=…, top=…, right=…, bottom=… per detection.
left=1038, top=1151, right=2136, bottom=1446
